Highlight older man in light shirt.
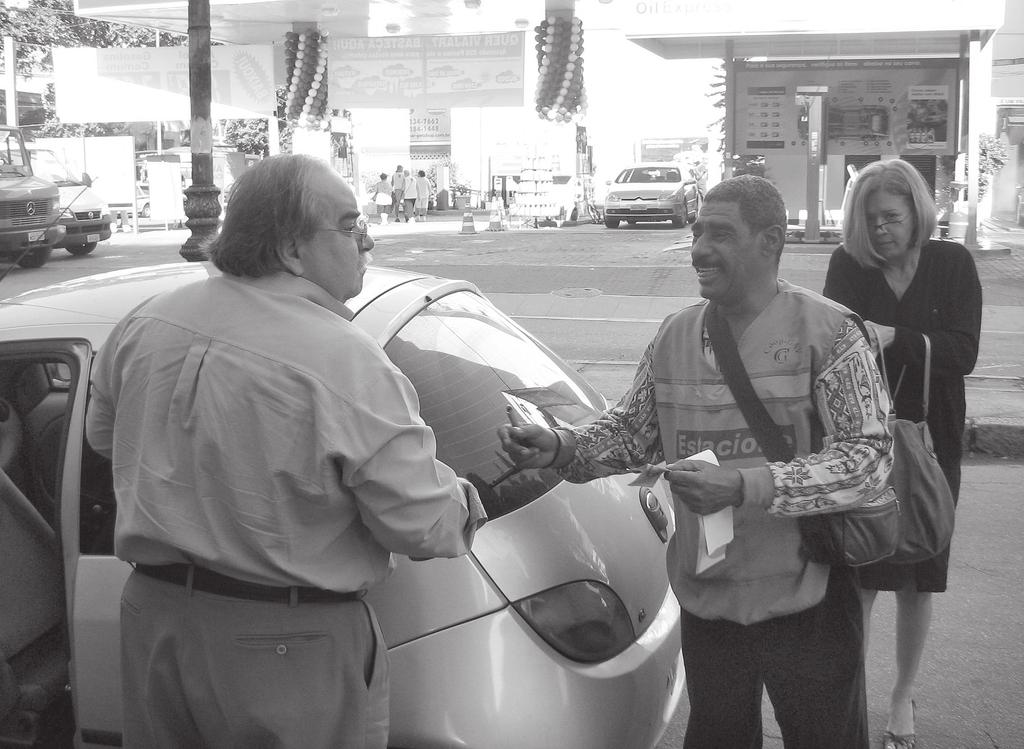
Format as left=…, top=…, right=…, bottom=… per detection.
left=87, top=154, right=485, bottom=748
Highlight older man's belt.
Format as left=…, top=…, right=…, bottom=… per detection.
left=134, top=563, right=365, bottom=604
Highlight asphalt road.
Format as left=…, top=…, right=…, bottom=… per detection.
left=7, top=220, right=1023, bottom=387
left=4, top=221, right=1023, bottom=748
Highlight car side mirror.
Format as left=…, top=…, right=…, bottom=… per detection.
left=81, top=172, right=93, bottom=187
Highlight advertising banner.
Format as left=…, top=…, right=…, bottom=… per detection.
left=53, top=45, right=276, bottom=123
left=733, top=59, right=959, bottom=156
left=328, top=33, right=524, bottom=109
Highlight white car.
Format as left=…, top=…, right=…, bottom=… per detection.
left=27, top=147, right=112, bottom=257
left=0, top=263, right=684, bottom=749
left=603, top=163, right=700, bottom=229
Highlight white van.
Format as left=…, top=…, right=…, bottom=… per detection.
left=28, top=147, right=112, bottom=256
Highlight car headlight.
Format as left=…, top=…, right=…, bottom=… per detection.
left=512, top=580, right=635, bottom=663
left=658, top=189, right=681, bottom=200
left=605, top=194, right=621, bottom=203
left=99, top=204, right=109, bottom=216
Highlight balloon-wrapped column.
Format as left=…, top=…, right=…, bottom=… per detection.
left=284, top=30, right=330, bottom=130
left=533, top=15, right=587, bottom=123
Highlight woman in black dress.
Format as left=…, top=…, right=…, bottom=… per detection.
left=823, top=158, right=981, bottom=749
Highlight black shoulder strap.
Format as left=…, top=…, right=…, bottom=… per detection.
left=704, top=303, right=795, bottom=463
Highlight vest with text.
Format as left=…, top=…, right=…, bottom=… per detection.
left=652, top=282, right=855, bottom=624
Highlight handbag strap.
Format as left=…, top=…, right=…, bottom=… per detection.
left=876, top=332, right=931, bottom=419
left=704, top=304, right=795, bottom=463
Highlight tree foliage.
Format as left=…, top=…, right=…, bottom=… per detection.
left=222, top=118, right=270, bottom=157
left=221, top=86, right=297, bottom=156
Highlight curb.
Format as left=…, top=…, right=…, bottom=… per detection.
left=967, top=418, right=1024, bottom=458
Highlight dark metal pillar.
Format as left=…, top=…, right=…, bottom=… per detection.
left=180, top=0, right=221, bottom=261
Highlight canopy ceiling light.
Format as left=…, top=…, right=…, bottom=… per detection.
left=465, top=0, right=482, bottom=8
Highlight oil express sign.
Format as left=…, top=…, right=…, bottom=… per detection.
left=676, top=426, right=795, bottom=461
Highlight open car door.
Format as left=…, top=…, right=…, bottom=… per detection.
left=0, top=340, right=92, bottom=747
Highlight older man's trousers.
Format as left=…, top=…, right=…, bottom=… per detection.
left=119, top=569, right=389, bottom=749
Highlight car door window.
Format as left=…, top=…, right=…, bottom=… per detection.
left=384, top=291, right=605, bottom=519
left=0, top=347, right=113, bottom=557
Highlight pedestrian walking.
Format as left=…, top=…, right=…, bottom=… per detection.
left=402, top=169, right=418, bottom=222
left=414, top=170, right=431, bottom=220
left=372, top=172, right=392, bottom=225
left=390, top=165, right=406, bottom=221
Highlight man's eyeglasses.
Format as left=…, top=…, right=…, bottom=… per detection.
left=319, top=217, right=370, bottom=244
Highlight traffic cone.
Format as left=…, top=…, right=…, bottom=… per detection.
left=487, top=202, right=504, bottom=231
left=460, top=210, right=477, bottom=235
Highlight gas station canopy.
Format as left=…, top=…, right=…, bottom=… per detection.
left=600, top=0, right=1005, bottom=60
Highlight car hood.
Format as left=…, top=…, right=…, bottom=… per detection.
left=607, top=185, right=681, bottom=199
left=473, top=474, right=675, bottom=636
left=56, top=184, right=107, bottom=214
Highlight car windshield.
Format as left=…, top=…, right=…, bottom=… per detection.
left=29, top=149, right=77, bottom=185
left=385, top=291, right=605, bottom=520
left=615, top=167, right=681, bottom=184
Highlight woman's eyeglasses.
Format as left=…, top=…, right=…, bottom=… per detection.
left=870, top=215, right=905, bottom=231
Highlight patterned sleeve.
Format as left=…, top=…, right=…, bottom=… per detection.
left=766, top=317, right=894, bottom=516
left=556, top=340, right=665, bottom=483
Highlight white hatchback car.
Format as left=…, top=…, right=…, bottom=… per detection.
left=0, top=263, right=684, bottom=749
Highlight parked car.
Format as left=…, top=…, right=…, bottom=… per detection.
left=0, top=263, right=684, bottom=749
left=27, top=146, right=112, bottom=256
left=132, top=185, right=151, bottom=218
left=603, top=163, right=700, bottom=229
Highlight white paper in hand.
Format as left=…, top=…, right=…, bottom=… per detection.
left=683, top=449, right=733, bottom=574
